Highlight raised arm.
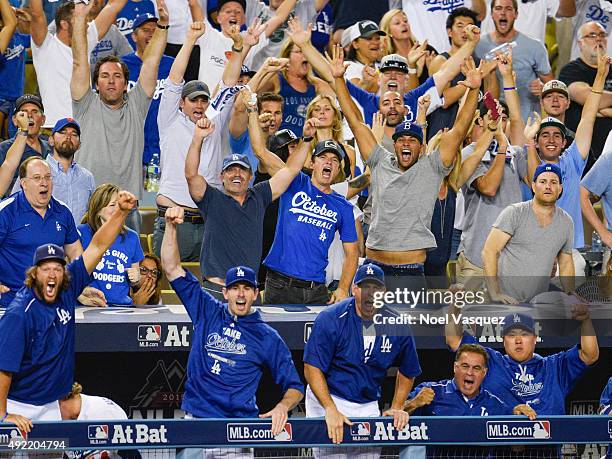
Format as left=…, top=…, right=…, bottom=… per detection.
left=0, top=113, right=28, bottom=196
left=28, top=0, right=47, bottom=47
left=168, top=22, right=206, bottom=85
left=0, top=0, right=17, bottom=54
left=93, top=0, right=128, bottom=40
left=575, top=306, right=599, bottom=365
left=139, top=0, right=169, bottom=97
left=524, top=112, right=542, bottom=183
left=458, top=114, right=497, bottom=189
left=473, top=122, right=509, bottom=197
left=580, top=186, right=612, bottom=248
left=433, top=24, right=480, bottom=95
left=383, top=372, right=413, bottom=432
left=160, top=206, right=187, bottom=281
left=188, top=0, right=204, bottom=22
left=573, top=52, right=610, bottom=159
left=287, top=19, right=334, bottom=84
left=82, top=191, right=137, bottom=274
left=496, top=51, right=526, bottom=145
left=263, top=0, right=297, bottom=37
left=71, top=2, right=95, bottom=101
left=220, top=24, right=247, bottom=90
left=185, top=118, right=215, bottom=203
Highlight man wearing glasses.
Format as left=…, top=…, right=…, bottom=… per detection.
left=0, top=157, right=83, bottom=307
left=560, top=21, right=612, bottom=167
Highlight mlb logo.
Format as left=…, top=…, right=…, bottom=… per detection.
left=138, top=325, right=161, bottom=342
left=274, top=423, right=292, bottom=441
left=351, top=422, right=370, bottom=437
left=88, top=425, right=108, bottom=441
left=0, top=426, right=27, bottom=443
left=532, top=421, right=550, bottom=439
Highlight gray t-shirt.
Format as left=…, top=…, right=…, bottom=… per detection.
left=476, top=32, right=551, bottom=122
left=365, top=144, right=452, bottom=251
left=73, top=83, right=151, bottom=199
left=459, top=144, right=527, bottom=268
left=494, top=201, right=574, bottom=301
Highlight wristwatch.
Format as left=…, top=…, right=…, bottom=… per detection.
left=17, top=129, right=27, bottom=137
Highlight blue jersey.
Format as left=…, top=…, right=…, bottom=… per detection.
left=0, top=258, right=91, bottom=405
left=600, top=377, right=612, bottom=415
left=78, top=224, right=144, bottom=305
left=0, top=192, right=79, bottom=306
left=264, top=172, right=357, bottom=283
left=347, top=77, right=436, bottom=126
left=0, top=32, right=29, bottom=100
left=116, top=0, right=156, bottom=48
left=461, top=333, right=590, bottom=414
left=278, top=73, right=316, bottom=136
left=171, top=271, right=303, bottom=418
left=311, top=5, right=332, bottom=54
left=229, top=130, right=259, bottom=175
left=123, top=53, right=174, bottom=165
left=410, top=379, right=510, bottom=417
left=304, top=298, right=421, bottom=404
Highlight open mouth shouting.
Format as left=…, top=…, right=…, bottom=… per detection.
left=321, top=165, right=333, bottom=180
left=400, top=148, right=412, bottom=163
left=387, top=80, right=399, bottom=91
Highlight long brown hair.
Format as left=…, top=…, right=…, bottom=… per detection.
left=143, top=252, right=162, bottom=305
left=81, top=183, right=127, bottom=236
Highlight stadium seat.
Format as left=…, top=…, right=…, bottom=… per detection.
left=140, top=207, right=157, bottom=235
left=146, top=234, right=154, bottom=253
left=446, top=260, right=457, bottom=285
left=139, top=234, right=149, bottom=253
left=161, top=289, right=181, bottom=304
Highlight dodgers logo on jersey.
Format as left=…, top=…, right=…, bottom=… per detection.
left=380, top=335, right=392, bottom=353
left=422, top=0, right=465, bottom=13
left=511, top=364, right=543, bottom=398
left=56, top=308, right=71, bottom=325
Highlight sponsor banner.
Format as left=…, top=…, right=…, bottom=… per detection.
left=227, top=423, right=293, bottom=442
left=486, top=420, right=551, bottom=440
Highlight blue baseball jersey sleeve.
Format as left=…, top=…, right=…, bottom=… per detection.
left=171, top=271, right=302, bottom=418
left=600, top=377, right=612, bottom=415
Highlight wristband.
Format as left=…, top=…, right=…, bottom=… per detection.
left=591, top=89, right=603, bottom=94
left=302, top=136, right=314, bottom=142
left=503, top=86, right=516, bottom=91
left=407, top=67, right=417, bottom=75
left=156, top=23, right=170, bottom=30
left=231, top=45, right=243, bottom=53
left=17, top=129, right=27, bottom=137
left=246, top=107, right=257, bottom=113
left=1, top=413, right=8, bottom=422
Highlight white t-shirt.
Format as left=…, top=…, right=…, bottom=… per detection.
left=31, top=23, right=99, bottom=127
left=570, top=0, right=612, bottom=59
left=401, top=0, right=477, bottom=53
left=165, top=0, right=193, bottom=44
left=480, top=0, right=559, bottom=45
left=78, top=394, right=128, bottom=420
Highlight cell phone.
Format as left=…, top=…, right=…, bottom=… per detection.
left=483, top=91, right=500, bottom=121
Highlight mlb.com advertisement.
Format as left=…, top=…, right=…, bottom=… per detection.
left=486, top=420, right=551, bottom=440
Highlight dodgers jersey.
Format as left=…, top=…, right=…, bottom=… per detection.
left=410, top=379, right=510, bottom=416
left=461, top=333, right=590, bottom=414
left=0, top=258, right=91, bottom=405
left=171, top=271, right=303, bottom=418
left=264, top=172, right=357, bottom=283
left=304, top=298, right=422, bottom=404
left=600, top=377, right=612, bottom=416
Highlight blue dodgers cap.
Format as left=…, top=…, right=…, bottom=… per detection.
left=33, top=244, right=66, bottom=266
left=533, top=163, right=563, bottom=184
left=313, top=140, right=345, bottom=161
left=225, top=266, right=257, bottom=288
left=52, top=117, right=81, bottom=136
left=502, top=313, right=536, bottom=336
left=222, top=153, right=252, bottom=172
left=392, top=121, right=423, bottom=143
left=240, top=65, right=256, bottom=77
left=132, top=13, right=158, bottom=30
left=353, top=263, right=385, bottom=285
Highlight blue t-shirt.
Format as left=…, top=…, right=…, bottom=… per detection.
left=347, top=77, right=436, bottom=126
left=171, top=271, right=303, bottom=418
left=304, top=298, right=422, bottom=404
left=311, top=4, right=332, bottom=54
left=0, top=32, right=29, bottom=101
left=550, top=142, right=587, bottom=248
left=123, top=53, right=174, bottom=165
left=0, top=192, right=79, bottom=306
left=410, top=379, right=510, bottom=416
left=0, top=257, right=91, bottom=405
left=582, top=152, right=612, bottom=232
left=229, top=130, right=259, bottom=174
left=78, top=224, right=144, bottom=305
left=278, top=73, right=316, bottom=136
left=461, top=333, right=590, bottom=414
left=264, top=172, right=357, bottom=283
left=116, top=0, right=156, bottom=48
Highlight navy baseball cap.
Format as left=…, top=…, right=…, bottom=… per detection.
left=533, top=163, right=563, bottom=184
left=225, top=266, right=257, bottom=288
left=33, top=244, right=66, bottom=266
left=502, top=313, right=536, bottom=336
left=354, top=263, right=385, bottom=285
left=240, top=65, right=256, bottom=78
left=181, top=81, right=210, bottom=100
left=132, top=13, right=158, bottom=30
left=392, top=121, right=424, bottom=143
left=313, top=140, right=345, bottom=161
left=267, top=129, right=298, bottom=152
left=217, top=0, right=246, bottom=12
left=14, top=94, right=44, bottom=114
left=52, top=117, right=81, bottom=136
left=222, top=153, right=251, bottom=171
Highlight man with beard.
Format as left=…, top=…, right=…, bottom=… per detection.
left=0, top=190, right=137, bottom=432
left=560, top=21, right=612, bottom=167
left=304, top=263, right=420, bottom=458
left=526, top=52, right=609, bottom=275
left=0, top=157, right=83, bottom=307
left=377, top=90, right=408, bottom=152
left=475, top=0, right=553, bottom=122
left=12, top=118, right=95, bottom=224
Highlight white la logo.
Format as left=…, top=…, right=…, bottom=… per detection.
left=366, top=266, right=374, bottom=275
left=515, top=364, right=534, bottom=384
left=236, top=268, right=244, bottom=277
left=380, top=335, right=392, bottom=353
left=56, top=308, right=71, bottom=325
left=232, top=154, right=240, bottom=161
left=47, top=245, right=55, bottom=255
left=56, top=221, right=62, bottom=232
left=513, top=313, right=521, bottom=323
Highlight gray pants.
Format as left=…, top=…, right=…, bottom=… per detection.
left=153, top=216, right=204, bottom=261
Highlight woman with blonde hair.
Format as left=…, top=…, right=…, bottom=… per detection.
left=79, top=183, right=144, bottom=306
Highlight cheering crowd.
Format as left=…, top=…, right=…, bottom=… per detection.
left=0, top=0, right=610, bottom=456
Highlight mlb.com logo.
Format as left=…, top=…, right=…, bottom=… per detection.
left=351, top=422, right=371, bottom=441
left=487, top=420, right=551, bottom=440
left=138, top=325, right=161, bottom=348
left=0, top=426, right=26, bottom=447
left=227, top=423, right=292, bottom=442
left=88, top=425, right=109, bottom=444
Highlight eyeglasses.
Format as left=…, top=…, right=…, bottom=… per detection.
left=140, top=266, right=161, bottom=277
left=25, top=174, right=52, bottom=183
left=581, top=32, right=607, bottom=40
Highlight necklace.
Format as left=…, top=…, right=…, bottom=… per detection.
left=437, top=196, right=448, bottom=239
